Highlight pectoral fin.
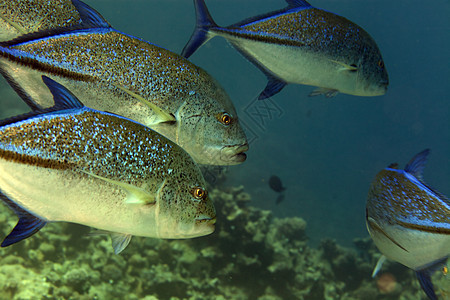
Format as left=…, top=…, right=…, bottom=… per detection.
left=330, top=60, right=358, bottom=72
left=81, top=171, right=156, bottom=205
left=114, top=84, right=176, bottom=124
left=367, top=217, right=408, bottom=252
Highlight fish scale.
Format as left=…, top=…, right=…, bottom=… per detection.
left=0, top=77, right=216, bottom=253
left=366, top=150, right=450, bottom=300
left=0, top=1, right=248, bottom=165
left=0, top=0, right=81, bottom=41
left=368, top=170, right=450, bottom=226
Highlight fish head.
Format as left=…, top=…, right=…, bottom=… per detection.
left=354, top=42, right=389, bottom=96
left=174, top=83, right=248, bottom=165
left=155, top=164, right=216, bottom=239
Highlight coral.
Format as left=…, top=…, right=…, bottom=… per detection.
left=0, top=186, right=431, bottom=299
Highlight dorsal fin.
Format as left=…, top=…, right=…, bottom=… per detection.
left=0, top=76, right=84, bottom=128
left=404, top=149, right=430, bottom=181
left=285, top=0, right=312, bottom=9
left=41, top=76, right=84, bottom=110
left=71, top=0, right=111, bottom=28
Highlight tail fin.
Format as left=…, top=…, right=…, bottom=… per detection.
left=181, top=0, right=217, bottom=58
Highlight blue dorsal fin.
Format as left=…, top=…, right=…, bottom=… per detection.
left=0, top=193, right=47, bottom=247
left=0, top=75, right=84, bottom=127
left=285, top=0, right=312, bottom=9
left=258, top=76, right=287, bottom=100
left=71, top=0, right=111, bottom=28
left=41, top=76, right=85, bottom=110
left=404, top=149, right=430, bottom=181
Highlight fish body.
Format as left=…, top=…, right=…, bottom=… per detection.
left=182, top=0, right=388, bottom=99
left=366, top=150, right=450, bottom=300
left=269, top=175, right=285, bottom=193
left=0, top=7, right=247, bottom=166
left=0, top=76, right=216, bottom=253
left=0, top=0, right=108, bottom=42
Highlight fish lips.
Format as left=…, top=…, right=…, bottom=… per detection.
left=220, top=143, right=249, bottom=164
left=195, top=216, right=216, bottom=234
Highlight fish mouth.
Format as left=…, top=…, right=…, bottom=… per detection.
left=195, top=216, right=217, bottom=225
left=220, top=143, right=249, bottom=164
left=195, top=217, right=216, bottom=235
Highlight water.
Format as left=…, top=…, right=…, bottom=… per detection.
left=80, top=0, right=449, bottom=246
left=0, top=0, right=449, bottom=299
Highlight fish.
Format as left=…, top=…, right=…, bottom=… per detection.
left=0, top=3, right=248, bottom=166
left=269, top=175, right=286, bottom=193
left=268, top=175, right=286, bottom=205
left=0, top=0, right=109, bottom=42
left=0, top=76, right=216, bottom=254
left=182, top=0, right=389, bottom=99
left=366, top=149, right=450, bottom=300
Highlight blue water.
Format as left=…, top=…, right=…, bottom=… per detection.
left=87, top=0, right=449, bottom=247
left=1, top=0, right=449, bottom=248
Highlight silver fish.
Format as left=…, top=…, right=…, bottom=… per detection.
left=182, top=0, right=389, bottom=99
left=0, top=0, right=109, bottom=42
left=0, top=4, right=248, bottom=166
left=366, top=149, right=450, bottom=300
left=0, top=76, right=216, bottom=254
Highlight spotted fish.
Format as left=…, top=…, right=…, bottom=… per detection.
left=366, top=149, right=450, bottom=300
left=0, top=0, right=109, bottom=42
left=0, top=76, right=216, bottom=254
left=0, top=3, right=248, bottom=166
left=182, top=0, right=389, bottom=99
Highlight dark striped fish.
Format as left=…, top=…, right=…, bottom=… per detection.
left=0, top=76, right=216, bottom=254
left=366, top=149, right=450, bottom=300
left=182, top=0, right=388, bottom=99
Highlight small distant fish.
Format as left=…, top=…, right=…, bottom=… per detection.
left=182, top=0, right=389, bottom=99
left=269, top=175, right=286, bottom=193
left=366, top=149, right=450, bottom=300
left=269, top=175, right=286, bottom=204
left=0, top=2, right=248, bottom=166
left=0, top=76, right=216, bottom=254
left=0, top=0, right=109, bottom=42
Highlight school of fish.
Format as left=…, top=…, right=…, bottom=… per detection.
left=0, top=1, right=444, bottom=299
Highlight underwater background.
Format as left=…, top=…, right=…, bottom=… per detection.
left=0, top=0, right=449, bottom=299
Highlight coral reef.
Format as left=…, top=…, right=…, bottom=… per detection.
left=0, top=185, right=446, bottom=299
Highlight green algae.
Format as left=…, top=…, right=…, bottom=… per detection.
left=0, top=185, right=444, bottom=299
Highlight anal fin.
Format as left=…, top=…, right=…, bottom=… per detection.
left=0, top=193, right=47, bottom=247
left=258, top=76, right=287, bottom=100
left=114, top=84, right=176, bottom=124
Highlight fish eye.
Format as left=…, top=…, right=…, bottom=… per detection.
left=192, top=187, right=207, bottom=200
left=218, top=113, right=232, bottom=126
left=377, top=60, right=385, bottom=69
